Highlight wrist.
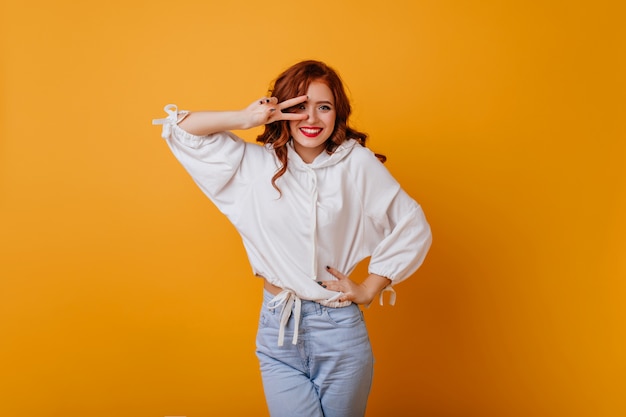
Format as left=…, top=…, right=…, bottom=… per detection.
left=360, top=274, right=392, bottom=304
left=233, top=110, right=254, bottom=130
left=358, top=283, right=377, bottom=305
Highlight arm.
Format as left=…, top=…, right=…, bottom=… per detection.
left=178, top=95, right=308, bottom=136
left=153, top=95, right=309, bottom=204
left=323, top=150, right=432, bottom=305
left=324, top=202, right=431, bottom=306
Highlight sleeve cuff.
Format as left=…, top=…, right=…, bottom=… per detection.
left=152, top=104, right=190, bottom=139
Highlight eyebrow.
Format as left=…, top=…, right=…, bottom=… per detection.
left=309, top=100, right=334, bottom=105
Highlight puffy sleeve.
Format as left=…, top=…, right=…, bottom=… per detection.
left=367, top=188, right=432, bottom=283
left=353, top=148, right=432, bottom=286
left=152, top=104, right=249, bottom=212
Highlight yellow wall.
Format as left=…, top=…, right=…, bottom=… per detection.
left=1, top=0, right=624, bottom=416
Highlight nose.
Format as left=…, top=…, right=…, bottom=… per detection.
left=306, top=107, right=318, bottom=122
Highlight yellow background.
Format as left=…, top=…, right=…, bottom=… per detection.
left=1, top=0, right=625, bottom=416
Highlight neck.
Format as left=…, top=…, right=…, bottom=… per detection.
left=293, top=143, right=325, bottom=164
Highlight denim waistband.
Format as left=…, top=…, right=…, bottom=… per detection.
left=263, top=288, right=354, bottom=347
left=263, top=289, right=325, bottom=316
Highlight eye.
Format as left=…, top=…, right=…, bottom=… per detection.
left=319, top=105, right=332, bottom=111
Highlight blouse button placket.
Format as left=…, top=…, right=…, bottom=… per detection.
left=306, top=167, right=319, bottom=281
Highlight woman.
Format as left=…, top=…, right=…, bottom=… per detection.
left=152, top=60, right=432, bottom=417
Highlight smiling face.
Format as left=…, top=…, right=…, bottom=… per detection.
left=288, top=81, right=336, bottom=163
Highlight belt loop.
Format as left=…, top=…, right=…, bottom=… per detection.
left=316, top=302, right=323, bottom=316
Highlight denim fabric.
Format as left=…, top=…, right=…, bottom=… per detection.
left=256, top=289, right=374, bottom=417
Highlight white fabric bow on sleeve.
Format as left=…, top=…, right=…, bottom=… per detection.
left=152, top=104, right=189, bottom=139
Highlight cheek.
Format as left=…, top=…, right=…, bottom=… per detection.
left=325, top=115, right=337, bottom=132
left=288, top=121, right=298, bottom=136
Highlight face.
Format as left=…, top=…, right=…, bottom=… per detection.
left=289, top=81, right=336, bottom=163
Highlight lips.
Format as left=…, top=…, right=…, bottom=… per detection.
left=299, top=127, right=323, bottom=138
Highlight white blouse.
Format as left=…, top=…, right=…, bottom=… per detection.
left=154, top=104, right=432, bottom=312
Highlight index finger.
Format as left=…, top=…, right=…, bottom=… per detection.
left=278, top=113, right=308, bottom=121
left=278, top=95, right=308, bottom=110
left=325, top=266, right=346, bottom=280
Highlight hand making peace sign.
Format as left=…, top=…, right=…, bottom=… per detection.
left=244, top=95, right=308, bottom=128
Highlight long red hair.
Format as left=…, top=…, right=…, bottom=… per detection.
left=256, top=60, right=384, bottom=192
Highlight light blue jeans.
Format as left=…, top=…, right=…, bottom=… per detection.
left=256, top=289, right=374, bottom=417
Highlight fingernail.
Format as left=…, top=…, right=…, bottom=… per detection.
left=322, top=285, right=327, bottom=288
left=326, top=266, right=330, bottom=270
left=317, top=281, right=323, bottom=285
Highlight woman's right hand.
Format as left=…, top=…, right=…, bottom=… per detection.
left=242, top=95, right=309, bottom=129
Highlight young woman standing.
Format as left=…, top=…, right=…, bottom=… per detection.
left=153, top=60, right=432, bottom=417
